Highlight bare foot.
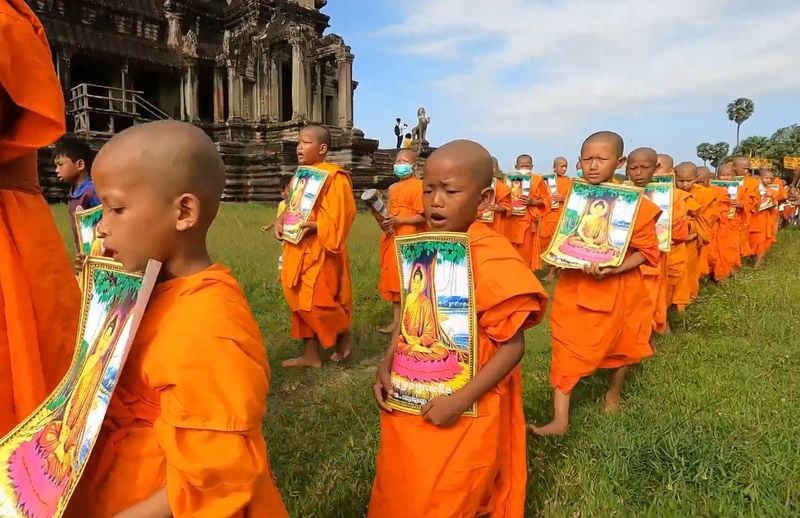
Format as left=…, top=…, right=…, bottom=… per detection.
left=281, top=356, right=322, bottom=369
left=330, top=351, right=351, bottom=363
left=332, top=331, right=352, bottom=363
left=378, top=322, right=396, bottom=335
left=604, top=392, right=622, bottom=413
left=527, top=421, right=568, bottom=437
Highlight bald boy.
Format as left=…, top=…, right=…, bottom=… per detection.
left=67, top=121, right=289, bottom=517
left=656, top=154, right=675, bottom=176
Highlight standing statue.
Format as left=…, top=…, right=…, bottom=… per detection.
left=412, top=107, right=431, bottom=143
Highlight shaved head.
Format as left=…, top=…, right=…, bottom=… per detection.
left=675, top=162, right=698, bottom=177
left=301, top=123, right=331, bottom=147
left=583, top=131, right=624, bottom=156
left=396, top=148, right=418, bottom=162
left=697, top=166, right=712, bottom=185
left=95, top=120, right=225, bottom=218
left=553, top=156, right=567, bottom=166
left=428, top=140, right=493, bottom=188
left=656, top=154, right=674, bottom=175
left=629, top=147, right=658, bottom=163
left=733, top=156, right=751, bottom=176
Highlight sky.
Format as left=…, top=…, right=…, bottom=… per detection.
left=321, top=0, right=800, bottom=173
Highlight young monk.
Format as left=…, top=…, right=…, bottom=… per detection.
left=65, top=121, right=288, bottom=516
left=370, top=140, right=548, bottom=517
left=748, top=167, right=782, bottom=269
left=531, top=132, right=660, bottom=436
left=506, top=154, right=550, bottom=271
left=540, top=157, right=572, bottom=281
left=477, top=156, right=513, bottom=239
left=733, top=156, right=760, bottom=262
left=377, top=149, right=426, bottom=334
left=627, top=148, right=689, bottom=337
left=673, top=162, right=719, bottom=310
left=276, top=123, right=355, bottom=367
left=0, top=0, right=79, bottom=436
left=697, top=166, right=712, bottom=186
left=707, top=163, right=743, bottom=282
left=695, top=165, right=719, bottom=284
left=656, top=153, right=675, bottom=176
left=655, top=153, right=689, bottom=320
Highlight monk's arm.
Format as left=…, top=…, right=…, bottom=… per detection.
left=113, top=487, right=170, bottom=518
left=602, top=251, right=646, bottom=276
left=454, top=331, right=524, bottom=408
left=393, top=214, right=426, bottom=225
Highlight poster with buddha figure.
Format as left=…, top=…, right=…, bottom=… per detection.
left=711, top=179, right=740, bottom=219
left=389, top=233, right=477, bottom=416
left=644, top=182, right=674, bottom=253
left=504, top=173, right=532, bottom=216
left=0, top=257, right=160, bottom=518
left=282, top=166, right=330, bottom=245
left=541, top=180, right=643, bottom=269
left=73, top=205, right=103, bottom=257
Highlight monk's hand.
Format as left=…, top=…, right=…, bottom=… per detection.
left=421, top=394, right=468, bottom=427
left=552, top=193, right=565, bottom=203
left=373, top=365, right=394, bottom=413
left=73, top=253, right=86, bottom=275
left=379, top=216, right=394, bottom=233
left=687, top=233, right=697, bottom=242
left=584, top=262, right=612, bottom=279
left=273, top=220, right=284, bottom=241
left=301, top=221, right=318, bottom=234
left=519, top=195, right=530, bottom=205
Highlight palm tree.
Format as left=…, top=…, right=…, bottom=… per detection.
left=696, top=143, right=714, bottom=166
left=726, top=98, right=755, bottom=147
left=710, top=142, right=730, bottom=170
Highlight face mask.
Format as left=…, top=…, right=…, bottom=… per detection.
left=394, top=163, right=414, bottom=178
left=516, top=168, right=532, bottom=175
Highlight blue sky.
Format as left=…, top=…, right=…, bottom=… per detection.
left=323, top=0, right=800, bottom=173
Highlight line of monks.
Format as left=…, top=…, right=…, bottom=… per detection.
left=2, top=2, right=798, bottom=515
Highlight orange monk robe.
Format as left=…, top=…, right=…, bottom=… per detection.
left=707, top=188, right=741, bottom=282
left=281, top=162, right=355, bottom=348
left=641, top=192, right=690, bottom=334
left=539, top=175, right=572, bottom=252
left=481, top=178, right=513, bottom=239
left=700, top=185, right=728, bottom=278
left=769, top=180, right=788, bottom=243
left=549, top=199, right=661, bottom=393
left=681, top=185, right=718, bottom=303
left=526, top=175, right=551, bottom=271
left=665, top=190, right=691, bottom=308
left=67, top=266, right=288, bottom=517
left=739, top=175, right=761, bottom=258
left=377, top=177, right=426, bottom=302
left=0, top=0, right=79, bottom=436
left=369, top=222, right=548, bottom=518
left=748, top=188, right=779, bottom=257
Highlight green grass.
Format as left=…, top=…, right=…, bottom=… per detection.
left=51, top=204, right=800, bottom=517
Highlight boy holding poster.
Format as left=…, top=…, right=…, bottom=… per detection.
left=370, top=140, right=547, bottom=517
left=275, top=123, right=356, bottom=367
left=377, top=149, right=426, bottom=334
left=476, top=156, right=512, bottom=239
left=748, top=167, right=782, bottom=269
left=531, top=132, right=660, bottom=437
left=540, top=157, right=572, bottom=281
left=66, top=121, right=288, bottom=516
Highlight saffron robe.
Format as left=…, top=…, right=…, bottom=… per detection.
left=665, top=190, right=690, bottom=307
left=67, top=266, right=288, bottom=517
left=368, top=222, right=548, bottom=518
left=674, top=185, right=718, bottom=306
left=641, top=190, right=690, bottom=333
left=0, top=0, right=79, bottom=436
left=281, top=161, right=356, bottom=348
left=549, top=198, right=661, bottom=393
left=539, top=175, right=572, bottom=252
left=478, top=178, right=513, bottom=240
left=748, top=188, right=779, bottom=257
left=699, top=185, right=727, bottom=279
left=739, top=175, right=761, bottom=257
left=707, top=187, right=743, bottom=282
left=378, top=177, right=425, bottom=302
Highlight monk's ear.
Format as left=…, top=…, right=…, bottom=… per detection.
left=477, top=185, right=494, bottom=212
left=175, top=193, right=201, bottom=231
left=616, top=156, right=627, bottom=170
left=319, top=142, right=329, bottom=156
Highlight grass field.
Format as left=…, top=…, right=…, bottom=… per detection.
left=53, top=204, right=800, bottom=517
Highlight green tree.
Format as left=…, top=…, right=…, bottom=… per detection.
left=726, top=98, right=755, bottom=147
left=769, top=124, right=800, bottom=159
left=710, top=142, right=730, bottom=169
left=696, top=143, right=714, bottom=166
left=734, top=136, right=773, bottom=158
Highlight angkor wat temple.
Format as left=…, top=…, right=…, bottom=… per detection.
left=28, top=0, right=398, bottom=201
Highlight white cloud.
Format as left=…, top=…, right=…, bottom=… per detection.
left=379, top=0, right=800, bottom=140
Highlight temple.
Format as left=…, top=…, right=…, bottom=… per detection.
left=28, top=0, right=394, bottom=201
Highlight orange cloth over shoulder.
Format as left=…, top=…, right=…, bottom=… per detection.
left=378, top=177, right=425, bottom=302
left=748, top=186, right=779, bottom=257
left=477, top=177, right=513, bottom=239
left=675, top=185, right=718, bottom=305
left=526, top=175, right=551, bottom=271
left=665, top=189, right=690, bottom=307
left=698, top=185, right=725, bottom=279
left=739, top=175, right=761, bottom=257
left=549, top=198, right=661, bottom=393
left=281, top=161, right=355, bottom=348
left=369, top=222, right=548, bottom=518
left=0, top=0, right=79, bottom=436
left=707, top=186, right=742, bottom=282
left=67, top=266, right=288, bottom=517
left=539, top=175, right=572, bottom=253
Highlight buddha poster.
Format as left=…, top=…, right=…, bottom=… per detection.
left=388, top=233, right=477, bottom=416
left=644, top=182, right=674, bottom=252
left=711, top=179, right=740, bottom=219
left=541, top=180, right=643, bottom=269
left=542, top=173, right=560, bottom=209
left=758, top=184, right=774, bottom=212
left=73, top=205, right=103, bottom=256
left=0, top=257, right=160, bottom=518
left=282, top=166, right=330, bottom=244
left=504, top=173, right=532, bottom=216
left=477, top=178, right=497, bottom=223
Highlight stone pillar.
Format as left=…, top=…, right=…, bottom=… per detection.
left=269, top=55, right=280, bottom=120
left=289, top=36, right=308, bottom=120
left=227, top=62, right=239, bottom=119
left=183, top=62, right=199, bottom=121
left=337, top=52, right=353, bottom=129
left=179, top=75, right=186, bottom=120
left=165, top=11, right=182, bottom=50
left=56, top=51, right=72, bottom=100
left=213, top=67, right=224, bottom=122
left=312, top=62, right=322, bottom=122
left=121, top=61, right=130, bottom=113
left=257, top=50, right=269, bottom=120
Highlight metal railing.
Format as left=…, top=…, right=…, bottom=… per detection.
left=68, top=83, right=171, bottom=137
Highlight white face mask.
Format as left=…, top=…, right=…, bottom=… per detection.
left=516, top=168, right=532, bottom=175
